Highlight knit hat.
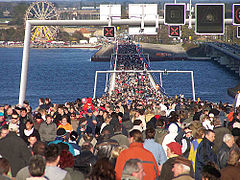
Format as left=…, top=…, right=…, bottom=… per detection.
left=167, top=142, right=182, bottom=155
left=57, top=128, right=66, bottom=137
left=174, top=156, right=192, bottom=167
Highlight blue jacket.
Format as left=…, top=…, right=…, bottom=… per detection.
left=195, top=137, right=217, bottom=180
left=48, top=137, right=75, bottom=156
left=69, top=140, right=81, bottom=156
left=143, top=139, right=167, bottom=165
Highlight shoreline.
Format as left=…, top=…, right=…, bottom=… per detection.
left=0, top=44, right=102, bottom=49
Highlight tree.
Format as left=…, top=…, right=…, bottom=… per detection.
left=10, top=3, right=29, bottom=26
left=57, top=30, right=71, bottom=41
left=181, top=25, right=196, bottom=41
left=71, top=30, right=86, bottom=41
left=11, top=27, right=25, bottom=41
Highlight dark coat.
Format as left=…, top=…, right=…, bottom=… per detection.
left=158, top=157, right=176, bottom=180
left=0, top=132, right=32, bottom=177
left=110, top=132, right=129, bottom=147
left=121, top=120, right=133, bottom=132
left=159, top=156, right=194, bottom=180
left=154, top=127, right=168, bottom=145
left=85, top=115, right=96, bottom=136
left=39, top=121, right=57, bottom=142
left=217, top=142, right=231, bottom=169
left=195, top=137, right=217, bottom=180
left=220, top=165, right=240, bottom=180
left=64, top=167, right=85, bottom=180
left=94, top=137, right=119, bottom=159
left=213, top=126, right=231, bottom=153
left=74, top=150, right=97, bottom=177
left=175, top=130, right=193, bottom=158
left=21, top=128, right=41, bottom=145
left=172, top=174, right=194, bottom=180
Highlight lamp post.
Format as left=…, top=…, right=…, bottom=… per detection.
left=188, top=0, right=192, bottom=29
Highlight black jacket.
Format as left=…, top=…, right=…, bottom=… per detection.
left=195, top=137, right=217, bottom=180
left=74, top=150, right=97, bottom=177
left=217, top=142, right=231, bottom=169
left=94, top=136, right=119, bottom=159
left=0, top=132, right=32, bottom=177
left=21, top=128, right=41, bottom=145
left=175, top=130, right=193, bottom=158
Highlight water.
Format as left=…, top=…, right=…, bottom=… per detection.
left=151, top=61, right=240, bottom=103
left=0, top=48, right=239, bottom=108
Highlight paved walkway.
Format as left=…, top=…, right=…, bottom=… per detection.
left=139, top=43, right=186, bottom=54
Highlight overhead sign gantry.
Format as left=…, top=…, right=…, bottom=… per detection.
left=19, top=3, right=235, bottom=105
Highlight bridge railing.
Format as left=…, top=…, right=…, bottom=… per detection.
left=93, top=70, right=196, bottom=101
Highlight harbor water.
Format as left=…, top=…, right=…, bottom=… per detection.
left=0, top=48, right=239, bottom=108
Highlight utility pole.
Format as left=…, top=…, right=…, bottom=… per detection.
left=188, top=0, right=192, bottom=29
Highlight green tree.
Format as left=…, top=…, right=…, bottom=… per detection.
left=57, top=30, right=71, bottom=41
left=71, top=30, right=86, bottom=41
left=181, top=25, right=196, bottom=41
left=10, top=3, right=28, bottom=26
left=0, top=29, right=8, bottom=41
left=11, top=27, right=25, bottom=41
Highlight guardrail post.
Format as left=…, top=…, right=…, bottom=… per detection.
left=93, top=71, right=98, bottom=99
left=160, top=73, right=163, bottom=87
left=104, top=73, right=109, bottom=92
left=191, top=71, right=196, bottom=101
left=18, top=21, right=31, bottom=106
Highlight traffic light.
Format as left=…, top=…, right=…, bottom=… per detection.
left=233, top=4, right=240, bottom=25
left=164, top=3, right=186, bottom=25
left=169, top=26, right=181, bottom=37
left=195, top=4, right=225, bottom=35
left=237, top=26, right=240, bottom=38
left=103, top=27, right=115, bottom=37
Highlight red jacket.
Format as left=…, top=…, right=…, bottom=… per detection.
left=115, top=142, right=159, bottom=180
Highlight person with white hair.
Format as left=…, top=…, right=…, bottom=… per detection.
left=217, top=133, right=235, bottom=169
left=172, top=156, right=194, bottom=180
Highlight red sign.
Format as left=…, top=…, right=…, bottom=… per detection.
left=169, top=26, right=181, bottom=37
left=104, top=27, right=115, bottom=37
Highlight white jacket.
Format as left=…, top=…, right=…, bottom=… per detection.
left=162, top=123, right=179, bottom=155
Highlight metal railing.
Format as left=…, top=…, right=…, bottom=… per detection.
left=93, top=70, right=196, bottom=101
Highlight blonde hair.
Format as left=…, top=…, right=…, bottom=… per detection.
left=189, top=121, right=204, bottom=139
left=111, top=146, right=127, bottom=159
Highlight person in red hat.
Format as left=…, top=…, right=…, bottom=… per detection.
left=158, top=142, right=182, bottom=180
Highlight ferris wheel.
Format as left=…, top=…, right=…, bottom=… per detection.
left=25, top=1, right=59, bottom=42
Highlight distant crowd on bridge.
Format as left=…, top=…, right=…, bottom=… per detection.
left=0, top=42, right=240, bottom=180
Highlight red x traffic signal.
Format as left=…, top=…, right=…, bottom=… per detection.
left=169, top=26, right=181, bottom=37
left=104, top=27, right=115, bottom=37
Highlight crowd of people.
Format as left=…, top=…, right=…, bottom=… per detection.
left=0, top=41, right=240, bottom=180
